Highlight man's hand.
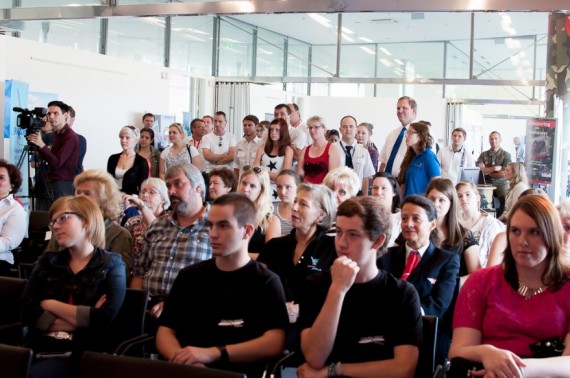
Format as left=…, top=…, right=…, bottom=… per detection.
left=477, top=163, right=485, bottom=169
left=26, top=132, right=46, bottom=149
left=330, top=256, right=359, bottom=295
left=297, top=362, right=328, bottom=378
left=170, top=346, right=219, bottom=366
left=149, top=301, right=164, bottom=318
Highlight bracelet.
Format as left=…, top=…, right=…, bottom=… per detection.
left=328, top=361, right=343, bottom=377
left=216, top=345, right=229, bottom=363
left=139, top=202, right=147, bottom=210
left=328, top=362, right=336, bottom=377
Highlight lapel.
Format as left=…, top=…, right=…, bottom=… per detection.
left=409, top=242, right=436, bottom=280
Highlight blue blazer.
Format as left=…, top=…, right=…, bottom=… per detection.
left=378, top=242, right=459, bottom=318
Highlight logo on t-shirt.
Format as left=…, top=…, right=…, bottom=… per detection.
left=358, top=336, right=385, bottom=345
left=218, top=319, right=244, bottom=328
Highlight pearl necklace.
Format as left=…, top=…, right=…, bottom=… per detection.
left=518, top=281, right=546, bottom=300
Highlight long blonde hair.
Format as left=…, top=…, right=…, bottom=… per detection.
left=239, top=166, right=273, bottom=232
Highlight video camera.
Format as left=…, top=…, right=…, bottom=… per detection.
left=13, top=107, right=48, bottom=136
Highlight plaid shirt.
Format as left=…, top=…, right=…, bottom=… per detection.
left=134, top=204, right=212, bottom=297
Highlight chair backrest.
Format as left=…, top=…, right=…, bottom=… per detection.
left=29, top=211, right=51, bottom=234
left=415, top=315, right=439, bottom=378
left=0, top=277, right=27, bottom=325
left=0, top=343, right=33, bottom=378
left=80, top=352, right=246, bottom=378
left=107, top=288, right=149, bottom=354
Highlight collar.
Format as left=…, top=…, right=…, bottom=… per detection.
left=405, top=243, right=430, bottom=259
left=292, top=119, right=303, bottom=128
left=0, top=194, right=16, bottom=206
left=448, top=145, right=465, bottom=153
left=168, top=202, right=209, bottom=228
left=47, top=247, right=104, bottom=270
left=340, top=140, right=357, bottom=148
left=243, top=136, right=260, bottom=144
left=55, top=124, right=71, bottom=135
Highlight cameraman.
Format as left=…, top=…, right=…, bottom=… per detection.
left=27, top=101, right=80, bottom=200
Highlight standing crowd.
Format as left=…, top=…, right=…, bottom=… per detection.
left=1, top=96, right=569, bottom=378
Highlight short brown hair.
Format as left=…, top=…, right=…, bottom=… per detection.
left=0, top=159, right=22, bottom=194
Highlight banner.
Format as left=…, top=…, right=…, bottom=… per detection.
left=526, top=118, right=556, bottom=185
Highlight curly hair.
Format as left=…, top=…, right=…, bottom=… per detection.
left=74, top=169, right=122, bottom=220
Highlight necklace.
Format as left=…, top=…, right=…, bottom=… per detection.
left=518, top=281, right=546, bottom=300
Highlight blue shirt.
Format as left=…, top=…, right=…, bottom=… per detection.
left=404, top=148, right=440, bottom=197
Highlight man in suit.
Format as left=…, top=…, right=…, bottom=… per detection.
left=378, top=194, right=459, bottom=364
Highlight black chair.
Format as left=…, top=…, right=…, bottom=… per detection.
left=0, top=276, right=27, bottom=345
left=0, top=343, right=33, bottom=378
left=108, top=288, right=149, bottom=355
left=415, top=315, right=439, bottom=378
left=79, top=351, right=246, bottom=378
left=16, top=210, right=51, bottom=279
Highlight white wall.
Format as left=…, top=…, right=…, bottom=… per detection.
left=0, top=35, right=215, bottom=170
left=304, top=96, right=447, bottom=152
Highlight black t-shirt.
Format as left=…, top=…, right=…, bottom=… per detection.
left=258, top=229, right=336, bottom=302
left=298, top=270, right=422, bottom=364
left=160, top=258, right=289, bottom=373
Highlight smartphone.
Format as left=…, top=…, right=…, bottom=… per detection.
left=36, top=351, right=72, bottom=359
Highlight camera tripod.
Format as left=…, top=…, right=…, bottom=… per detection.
left=16, top=143, right=54, bottom=210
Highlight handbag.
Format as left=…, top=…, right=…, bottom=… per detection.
left=529, top=337, right=565, bottom=358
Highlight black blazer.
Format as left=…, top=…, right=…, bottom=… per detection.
left=107, top=153, right=149, bottom=195
left=378, top=242, right=459, bottom=318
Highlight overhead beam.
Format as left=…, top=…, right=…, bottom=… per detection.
left=1, top=0, right=569, bottom=21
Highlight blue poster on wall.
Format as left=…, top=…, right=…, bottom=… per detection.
left=4, top=80, right=30, bottom=212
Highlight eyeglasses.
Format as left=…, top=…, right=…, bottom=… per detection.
left=49, top=212, right=79, bottom=230
left=406, top=130, right=419, bottom=135
left=218, top=136, right=223, bottom=147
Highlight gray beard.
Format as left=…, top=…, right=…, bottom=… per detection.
left=174, top=201, right=192, bottom=217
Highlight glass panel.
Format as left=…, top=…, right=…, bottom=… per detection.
left=9, top=19, right=100, bottom=53
left=340, top=44, right=375, bottom=77
left=256, top=28, right=284, bottom=77
left=446, top=85, right=540, bottom=103
left=474, top=13, right=548, bottom=81
left=0, top=0, right=12, bottom=7
left=170, top=16, right=213, bottom=75
left=107, top=17, right=165, bottom=66
left=287, top=39, right=309, bottom=77
left=218, top=18, right=253, bottom=77
left=20, top=0, right=102, bottom=6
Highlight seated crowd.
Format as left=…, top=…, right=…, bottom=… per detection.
left=2, top=97, right=569, bottom=378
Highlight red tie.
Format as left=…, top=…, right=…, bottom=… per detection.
left=402, top=250, right=420, bottom=281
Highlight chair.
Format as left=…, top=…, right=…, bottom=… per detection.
left=16, top=210, right=51, bottom=279
left=0, top=276, right=27, bottom=345
left=79, top=351, right=246, bottom=378
left=0, top=343, right=33, bottom=378
left=107, top=288, right=149, bottom=355
left=415, top=315, right=439, bottom=378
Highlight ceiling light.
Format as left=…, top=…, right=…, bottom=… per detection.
left=308, top=13, right=332, bottom=28
left=379, top=58, right=392, bottom=67
left=258, top=48, right=274, bottom=55
left=358, top=37, right=374, bottom=43
left=360, top=46, right=376, bottom=55
left=379, top=47, right=392, bottom=56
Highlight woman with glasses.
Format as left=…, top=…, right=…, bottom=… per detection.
left=297, top=116, right=340, bottom=184
left=456, top=180, right=505, bottom=267
left=159, top=123, right=203, bottom=179
left=22, top=196, right=126, bottom=378
left=135, top=127, right=161, bottom=178
left=449, top=195, right=570, bottom=378
left=0, top=159, right=26, bottom=276
left=397, top=122, right=440, bottom=197
left=47, top=170, right=133, bottom=282
left=253, top=118, right=294, bottom=201
left=237, top=166, right=281, bottom=256
left=122, top=178, right=170, bottom=260
left=107, top=126, right=149, bottom=195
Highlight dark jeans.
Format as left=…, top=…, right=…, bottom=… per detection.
left=51, top=180, right=74, bottom=200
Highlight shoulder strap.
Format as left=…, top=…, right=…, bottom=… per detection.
left=187, top=144, right=193, bottom=164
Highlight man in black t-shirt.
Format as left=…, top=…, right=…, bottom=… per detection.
left=156, top=193, right=288, bottom=376
left=298, top=197, right=422, bottom=378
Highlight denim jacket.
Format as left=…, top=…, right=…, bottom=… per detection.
left=22, top=247, right=126, bottom=350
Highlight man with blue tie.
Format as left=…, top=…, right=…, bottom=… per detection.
left=379, top=96, right=417, bottom=176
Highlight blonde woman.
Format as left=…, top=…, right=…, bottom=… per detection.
left=237, top=166, right=281, bottom=257
left=498, top=162, right=529, bottom=222
left=297, top=116, right=340, bottom=184
left=107, top=126, right=149, bottom=195
left=159, top=123, right=203, bottom=179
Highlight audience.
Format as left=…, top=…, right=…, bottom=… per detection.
left=297, top=115, right=340, bottom=184
left=456, top=180, right=505, bottom=267
left=237, top=166, right=280, bottom=256
left=449, top=195, right=570, bottom=377
left=0, top=160, right=26, bottom=276
left=338, top=115, right=375, bottom=195
left=273, top=169, right=303, bottom=236
left=22, top=196, right=126, bottom=378
left=135, top=127, right=161, bottom=178
left=107, top=126, right=149, bottom=195
left=298, top=196, right=422, bottom=378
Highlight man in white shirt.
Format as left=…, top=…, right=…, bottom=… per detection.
left=338, top=115, right=375, bottom=195
left=188, top=118, right=207, bottom=167
left=201, top=111, right=236, bottom=172
left=379, top=96, right=417, bottom=176
left=273, top=103, right=308, bottom=161
left=234, top=115, right=261, bottom=177
left=437, top=127, right=475, bottom=183
left=288, top=103, right=310, bottom=144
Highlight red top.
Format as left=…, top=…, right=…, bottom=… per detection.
left=303, top=142, right=332, bottom=184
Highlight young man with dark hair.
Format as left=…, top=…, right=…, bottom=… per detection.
left=27, top=100, right=80, bottom=200
left=201, top=111, right=236, bottom=172
left=202, top=115, right=214, bottom=134
left=298, top=196, right=422, bottom=378
left=437, top=127, right=475, bottom=183
left=142, top=113, right=155, bottom=128
left=156, top=193, right=288, bottom=377
left=67, top=106, right=87, bottom=175
left=234, top=115, right=261, bottom=177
